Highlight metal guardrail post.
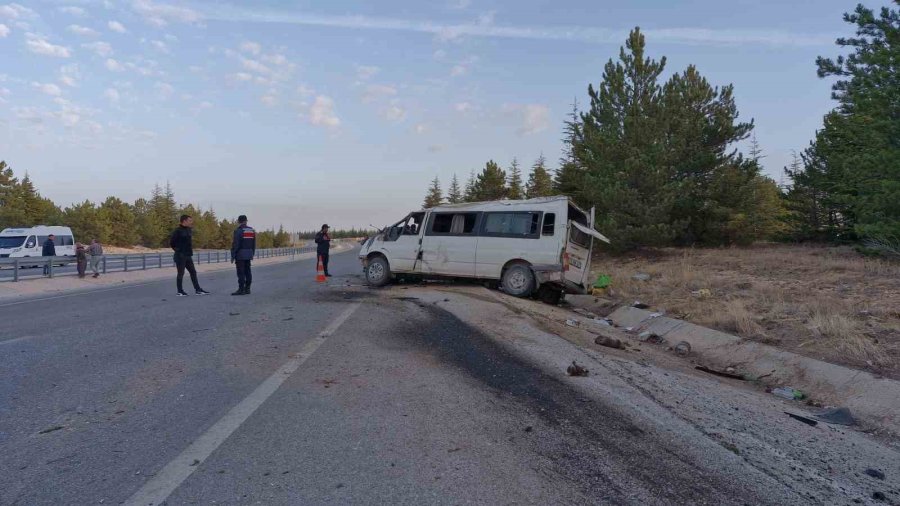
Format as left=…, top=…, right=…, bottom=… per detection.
left=103, top=256, right=107, bottom=274
left=13, top=258, right=18, bottom=282
left=48, top=258, right=53, bottom=278
left=142, top=254, right=147, bottom=270
left=124, top=255, right=128, bottom=272
left=158, top=253, right=162, bottom=268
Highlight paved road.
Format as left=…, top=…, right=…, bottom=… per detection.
left=1, top=249, right=897, bottom=504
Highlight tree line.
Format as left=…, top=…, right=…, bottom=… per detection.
left=422, top=4, right=899, bottom=253
left=0, top=167, right=294, bottom=249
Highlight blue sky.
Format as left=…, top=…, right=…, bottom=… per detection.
left=0, top=0, right=868, bottom=231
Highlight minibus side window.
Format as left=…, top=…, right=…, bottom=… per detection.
left=542, top=213, right=555, bottom=236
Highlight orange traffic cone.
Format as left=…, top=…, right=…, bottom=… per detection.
left=316, top=255, right=326, bottom=283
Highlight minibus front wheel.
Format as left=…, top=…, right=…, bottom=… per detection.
left=365, top=255, right=391, bottom=287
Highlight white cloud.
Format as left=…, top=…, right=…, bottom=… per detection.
left=450, top=0, right=471, bottom=9
left=197, top=100, right=213, bottom=110
left=506, top=103, right=550, bottom=135
left=82, top=41, right=113, bottom=57
left=309, top=95, right=339, bottom=128
left=0, top=3, right=35, bottom=19
left=104, top=88, right=120, bottom=103
left=32, top=82, right=62, bottom=96
left=0, top=86, right=9, bottom=104
left=260, top=94, right=276, bottom=106
left=132, top=0, right=201, bottom=27
left=59, top=64, right=80, bottom=87
left=415, top=123, right=428, bottom=134
left=105, top=58, right=125, bottom=72
left=433, top=49, right=446, bottom=60
left=0, top=23, right=8, bottom=37
left=150, top=39, right=169, bottom=53
left=382, top=104, right=406, bottom=122
left=262, top=53, right=287, bottom=66
left=241, top=57, right=270, bottom=75
left=155, top=81, right=174, bottom=98
left=296, top=84, right=315, bottom=97
left=356, top=65, right=379, bottom=81
left=108, top=21, right=127, bottom=33
left=198, top=8, right=834, bottom=47
left=164, top=33, right=177, bottom=42
left=362, top=84, right=396, bottom=103
left=232, top=72, right=253, bottom=82
left=59, top=6, right=86, bottom=16
left=239, top=40, right=261, bottom=55
left=68, top=24, right=100, bottom=37
left=454, top=101, right=473, bottom=113
left=450, top=65, right=467, bottom=76
left=26, top=36, right=72, bottom=58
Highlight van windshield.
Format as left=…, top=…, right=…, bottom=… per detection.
left=0, top=236, right=26, bottom=248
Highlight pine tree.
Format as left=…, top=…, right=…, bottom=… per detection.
left=64, top=200, right=111, bottom=244
left=506, top=158, right=524, bottom=200
left=555, top=100, right=586, bottom=202
left=99, top=196, right=139, bottom=246
left=471, top=161, right=507, bottom=201
left=0, top=161, right=26, bottom=229
left=424, top=176, right=443, bottom=208
left=464, top=169, right=477, bottom=202
left=526, top=155, right=554, bottom=198
left=748, top=134, right=765, bottom=164
left=447, top=174, right=463, bottom=204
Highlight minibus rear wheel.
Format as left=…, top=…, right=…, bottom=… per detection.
left=501, top=263, right=535, bottom=298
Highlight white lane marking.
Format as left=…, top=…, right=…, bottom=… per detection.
left=0, top=335, right=40, bottom=346
left=0, top=281, right=162, bottom=308
left=123, top=302, right=361, bottom=506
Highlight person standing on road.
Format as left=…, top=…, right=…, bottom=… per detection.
left=89, top=239, right=103, bottom=278
left=314, top=224, right=332, bottom=277
left=41, top=234, right=56, bottom=276
left=230, top=215, right=256, bottom=296
left=170, top=214, right=210, bottom=297
left=75, top=243, right=88, bottom=278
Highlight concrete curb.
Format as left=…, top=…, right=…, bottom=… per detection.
left=609, top=306, right=900, bottom=434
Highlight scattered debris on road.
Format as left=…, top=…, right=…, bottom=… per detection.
left=190, top=459, right=200, bottom=466
left=573, top=308, right=598, bottom=319
left=814, top=407, right=856, bottom=426
left=864, top=468, right=886, bottom=480
left=673, top=341, right=691, bottom=356
left=632, top=273, right=651, bottom=281
left=567, top=361, right=589, bottom=377
left=695, top=365, right=746, bottom=381
left=38, top=425, right=65, bottom=434
left=228, top=312, right=240, bottom=316
left=632, top=301, right=650, bottom=309
left=595, top=336, right=625, bottom=350
left=565, top=319, right=581, bottom=328
left=771, top=387, right=805, bottom=401
left=638, top=331, right=664, bottom=344
left=785, top=412, right=818, bottom=427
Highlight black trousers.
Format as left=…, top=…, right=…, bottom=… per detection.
left=236, top=259, right=252, bottom=288
left=174, top=254, right=201, bottom=292
left=319, top=251, right=329, bottom=274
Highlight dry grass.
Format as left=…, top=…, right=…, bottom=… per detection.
left=592, top=244, right=900, bottom=377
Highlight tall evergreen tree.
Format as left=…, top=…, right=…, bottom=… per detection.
left=99, top=196, right=139, bottom=246
left=555, top=100, right=587, bottom=203
left=526, top=155, right=555, bottom=198
left=464, top=169, right=477, bottom=202
left=0, top=161, right=26, bottom=229
left=423, top=176, right=444, bottom=208
left=471, top=160, right=507, bottom=201
left=506, top=158, right=524, bottom=200
left=447, top=173, right=463, bottom=204
left=63, top=200, right=111, bottom=244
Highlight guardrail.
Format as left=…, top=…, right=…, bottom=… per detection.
left=0, top=246, right=318, bottom=282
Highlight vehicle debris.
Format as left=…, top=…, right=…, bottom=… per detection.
left=632, top=273, right=651, bottom=281
left=592, top=318, right=612, bottom=327
left=864, top=469, right=886, bottom=480
left=785, top=412, right=818, bottom=426
left=691, top=289, right=712, bottom=298
left=638, top=331, right=664, bottom=344
left=573, top=308, right=598, bottom=319
left=695, top=365, right=746, bottom=380
left=814, top=407, right=856, bottom=426
left=771, top=387, right=806, bottom=401
left=565, top=319, right=581, bottom=328
left=632, top=301, right=650, bottom=309
left=594, top=336, right=624, bottom=349
left=566, top=361, right=589, bottom=376
left=38, top=425, right=65, bottom=435
left=673, top=341, right=691, bottom=356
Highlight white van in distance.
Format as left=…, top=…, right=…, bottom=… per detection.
left=359, top=196, right=609, bottom=299
left=0, top=226, right=77, bottom=259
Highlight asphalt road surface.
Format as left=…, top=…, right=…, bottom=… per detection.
left=1, top=249, right=897, bottom=505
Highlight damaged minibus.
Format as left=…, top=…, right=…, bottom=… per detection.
left=358, top=196, right=609, bottom=300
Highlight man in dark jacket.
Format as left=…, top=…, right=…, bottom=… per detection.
left=230, top=215, right=256, bottom=295
left=314, top=224, right=332, bottom=277
left=42, top=234, right=56, bottom=276
left=170, top=214, right=210, bottom=296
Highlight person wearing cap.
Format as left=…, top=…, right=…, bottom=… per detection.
left=231, top=215, right=256, bottom=295
left=314, top=224, right=332, bottom=277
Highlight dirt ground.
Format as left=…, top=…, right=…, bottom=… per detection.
left=590, top=244, right=900, bottom=379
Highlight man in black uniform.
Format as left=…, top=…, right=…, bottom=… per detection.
left=170, top=214, right=210, bottom=296
left=231, top=215, right=256, bottom=295
left=314, top=224, right=332, bottom=277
